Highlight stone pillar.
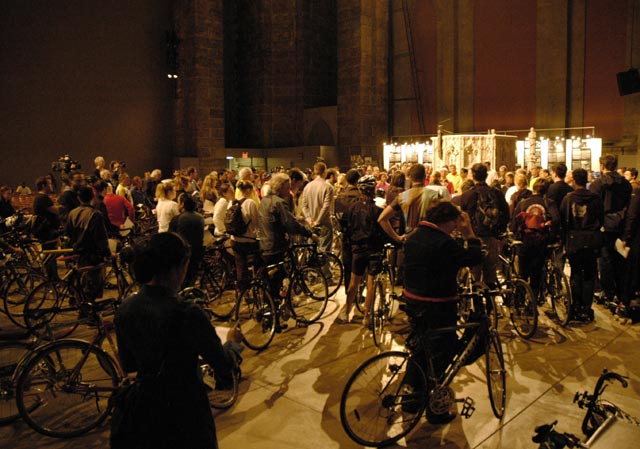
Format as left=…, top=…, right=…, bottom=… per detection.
left=536, top=0, right=569, bottom=129
left=567, top=0, right=586, bottom=132
left=174, top=0, right=226, bottom=174
left=337, top=0, right=388, bottom=168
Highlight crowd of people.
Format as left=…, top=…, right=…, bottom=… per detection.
left=2, top=153, right=640, bottom=444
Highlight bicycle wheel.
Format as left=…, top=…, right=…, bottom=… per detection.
left=340, top=351, right=427, bottom=447
left=0, top=341, right=32, bottom=424
left=486, top=331, right=506, bottom=419
left=323, top=252, right=343, bottom=298
left=23, top=280, right=80, bottom=340
left=355, top=267, right=368, bottom=314
left=200, top=263, right=235, bottom=320
left=508, top=279, right=538, bottom=339
left=16, top=340, right=120, bottom=438
left=235, top=284, right=276, bottom=351
left=202, top=362, right=239, bottom=410
left=3, top=271, right=46, bottom=328
left=550, top=269, right=572, bottom=326
left=290, top=266, right=328, bottom=323
left=372, top=279, right=387, bottom=347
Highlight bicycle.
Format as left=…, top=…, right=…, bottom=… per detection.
left=15, top=299, right=123, bottom=438
left=496, top=235, right=538, bottom=339
left=197, top=235, right=237, bottom=320
left=1, top=250, right=47, bottom=329
left=290, top=233, right=344, bottom=298
left=533, top=369, right=640, bottom=449
left=537, top=242, right=573, bottom=325
left=235, top=243, right=329, bottom=351
left=368, top=243, right=400, bottom=347
left=340, top=286, right=506, bottom=447
left=22, top=249, right=133, bottom=340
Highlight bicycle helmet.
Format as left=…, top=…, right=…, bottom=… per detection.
left=356, top=175, right=377, bottom=195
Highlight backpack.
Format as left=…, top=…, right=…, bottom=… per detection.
left=348, top=199, right=382, bottom=250
left=473, top=188, right=504, bottom=235
left=515, top=201, right=551, bottom=244
left=224, top=198, right=248, bottom=236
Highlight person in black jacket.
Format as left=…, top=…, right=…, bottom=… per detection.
left=334, top=169, right=362, bottom=290
left=589, top=155, right=632, bottom=303
left=169, top=194, right=205, bottom=289
left=458, top=163, right=509, bottom=287
left=546, top=163, right=574, bottom=206
left=113, top=232, right=242, bottom=449
left=561, top=169, right=604, bottom=321
left=403, top=200, right=482, bottom=424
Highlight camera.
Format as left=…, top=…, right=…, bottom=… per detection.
left=51, top=155, right=81, bottom=173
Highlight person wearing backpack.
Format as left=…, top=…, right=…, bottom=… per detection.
left=334, top=169, right=362, bottom=290
left=335, top=175, right=387, bottom=326
left=511, top=178, right=560, bottom=296
left=589, top=154, right=632, bottom=305
left=226, top=180, right=260, bottom=291
left=560, top=168, right=604, bottom=321
left=459, top=163, right=510, bottom=287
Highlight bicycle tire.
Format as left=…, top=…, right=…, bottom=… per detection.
left=202, top=362, right=240, bottom=410
left=23, top=280, right=80, bottom=340
left=3, top=271, right=46, bottom=328
left=16, top=339, right=120, bottom=438
left=508, top=278, right=538, bottom=339
left=323, top=252, right=343, bottom=298
left=290, top=266, right=328, bottom=323
left=340, top=351, right=427, bottom=447
left=486, top=331, right=506, bottom=419
left=235, top=284, right=276, bottom=351
left=355, top=267, right=368, bottom=314
left=0, top=341, right=32, bottom=424
left=550, top=269, right=572, bottom=326
left=200, top=263, right=236, bottom=320
left=372, top=278, right=386, bottom=347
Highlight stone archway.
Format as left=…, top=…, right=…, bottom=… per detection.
left=307, top=119, right=335, bottom=146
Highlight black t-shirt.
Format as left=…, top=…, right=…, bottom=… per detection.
left=33, top=193, right=61, bottom=237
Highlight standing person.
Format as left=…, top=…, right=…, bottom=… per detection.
left=300, top=162, right=335, bottom=278
left=145, top=169, right=163, bottom=205
left=234, top=167, right=260, bottom=205
left=589, top=154, right=632, bottom=304
left=229, top=180, right=260, bottom=291
left=32, top=177, right=61, bottom=278
left=212, top=183, right=233, bottom=237
left=560, top=169, right=604, bottom=321
left=186, top=166, right=200, bottom=194
left=446, top=164, right=462, bottom=194
left=169, top=194, right=204, bottom=289
left=335, top=175, right=386, bottom=326
left=104, top=184, right=135, bottom=231
left=0, top=187, right=15, bottom=225
left=115, top=173, right=134, bottom=204
left=57, top=171, right=85, bottom=224
left=200, top=173, right=219, bottom=217
left=15, top=181, right=32, bottom=196
left=458, top=163, right=510, bottom=287
left=334, top=169, right=363, bottom=291
left=402, top=200, right=482, bottom=423
left=546, top=164, right=573, bottom=207
left=66, top=186, right=111, bottom=301
left=258, top=173, right=318, bottom=330
left=113, top=232, right=242, bottom=449
left=94, top=156, right=105, bottom=180
left=155, top=182, right=180, bottom=233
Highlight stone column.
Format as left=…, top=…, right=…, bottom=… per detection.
left=174, top=0, right=226, bottom=174
left=337, top=0, right=389, bottom=168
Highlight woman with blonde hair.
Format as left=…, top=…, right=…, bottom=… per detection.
left=201, top=174, right=219, bottom=216
left=155, top=182, right=179, bottom=233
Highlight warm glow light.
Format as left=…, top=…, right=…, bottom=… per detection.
left=226, top=156, right=234, bottom=160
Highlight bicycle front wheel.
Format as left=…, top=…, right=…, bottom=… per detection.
left=23, top=281, right=80, bottom=340
left=323, top=252, right=343, bottom=298
left=340, top=351, right=427, bottom=447
left=235, top=285, right=276, bottom=351
left=202, top=362, right=239, bottom=410
left=16, top=340, right=120, bottom=438
left=200, top=263, right=236, bottom=320
left=508, top=279, right=538, bottom=339
left=290, top=267, right=328, bottom=323
left=0, top=341, right=32, bottom=424
left=550, top=269, right=572, bottom=326
left=486, top=331, right=506, bottom=419
left=3, top=271, right=46, bottom=328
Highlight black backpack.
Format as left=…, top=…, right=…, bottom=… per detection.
left=224, top=198, right=248, bottom=236
left=473, top=188, right=504, bottom=235
left=348, top=199, right=381, bottom=248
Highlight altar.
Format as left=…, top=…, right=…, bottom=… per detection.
left=437, top=134, right=517, bottom=170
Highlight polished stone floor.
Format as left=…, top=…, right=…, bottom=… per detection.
left=1, top=287, right=639, bottom=449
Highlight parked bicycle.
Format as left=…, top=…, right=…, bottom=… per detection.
left=340, top=284, right=506, bottom=447
left=537, top=242, right=573, bottom=325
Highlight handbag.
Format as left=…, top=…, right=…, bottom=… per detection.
left=566, top=230, right=603, bottom=255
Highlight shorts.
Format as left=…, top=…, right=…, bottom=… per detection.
left=351, top=251, right=383, bottom=277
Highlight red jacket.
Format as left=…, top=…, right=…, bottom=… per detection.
left=103, top=193, right=135, bottom=227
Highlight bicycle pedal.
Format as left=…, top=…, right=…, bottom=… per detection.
left=459, top=397, right=475, bottom=419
